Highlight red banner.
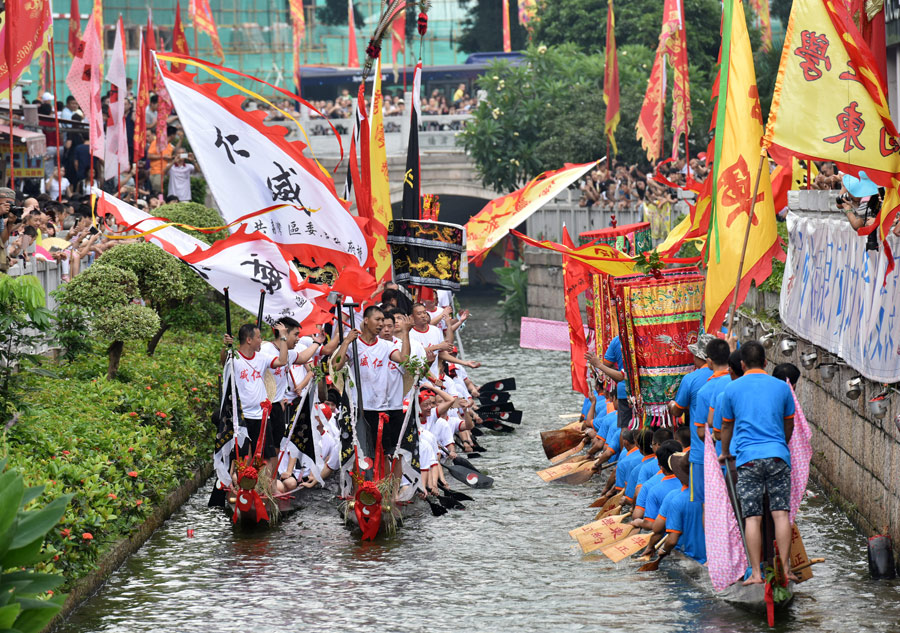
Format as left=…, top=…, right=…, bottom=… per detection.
left=189, top=0, right=224, bottom=61
left=604, top=0, right=620, bottom=155
left=0, top=0, right=53, bottom=100
left=347, top=0, right=359, bottom=68
left=68, top=0, right=81, bottom=57
left=289, top=0, right=305, bottom=95
left=172, top=1, right=191, bottom=73
left=563, top=227, right=590, bottom=397
left=502, top=0, right=511, bottom=52
left=134, top=30, right=151, bottom=163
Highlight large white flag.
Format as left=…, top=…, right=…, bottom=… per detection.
left=156, top=58, right=374, bottom=274
left=104, top=18, right=131, bottom=182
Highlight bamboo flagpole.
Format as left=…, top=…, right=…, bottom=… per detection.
left=50, top=37, right=63, bottom=200
left=726, top=149, right=767, bottom=335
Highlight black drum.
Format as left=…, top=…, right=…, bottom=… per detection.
left=387, top=219, right=464, bottom=291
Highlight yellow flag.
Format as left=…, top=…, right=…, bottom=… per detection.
left=368, top=56, right=393, bottom=281
left=706, top=0, right=781, bottom=332
left=791, top=158, right=818, bottom=189
left=763, top=0, right=900, bottom=183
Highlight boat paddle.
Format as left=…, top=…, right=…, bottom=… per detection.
left=436, top=494, right=466, bottom=510
left=477, top=377, right=517, bottom=393
left=637, top=539, right=669, bottom=572
left=790, top=557, right=825, bottom=574
left=452, top=455, right=481, bottom=471
left=438, top=481, right=474, bottom=502
left=424, top=495, right=449, bottom=516
left=446, top=463, right=494, bottom=488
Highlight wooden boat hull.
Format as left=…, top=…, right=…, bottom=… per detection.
left=670, top=551, right=795, bottom=615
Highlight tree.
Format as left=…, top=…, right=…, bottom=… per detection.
left=98, top=243, right=190, bottom=356
left=60, top=264, right=160, bottom=380
left=456, top=0, right=529, bottom=54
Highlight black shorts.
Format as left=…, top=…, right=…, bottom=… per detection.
left=239, top=417, right=277, bottom=460
left=363, top=409, right=405, bottom=457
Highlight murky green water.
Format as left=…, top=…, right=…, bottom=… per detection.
left=59, top=294, right=900, bottom=633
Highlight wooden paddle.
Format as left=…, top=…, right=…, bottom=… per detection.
left=637, top=539, right=669, bottom=571
left=574, top=522, right=634, bottom=554
left=593, top=490, right=624, bottom=513
left=536, top=456, right=590, bottom=483
left=790, top=557, right=825, bottom=574
left=550, top=441, right=586, bottom=465
left=540, top=425, right=585, bottom=460
left=601, top=532, right=653, bottom=562
left=555, top=460, right=597, bottom=485
left=558, top=413, right=582, bottom=419
left=596, top=504, right=623, bottom=520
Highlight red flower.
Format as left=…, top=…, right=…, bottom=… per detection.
left=128, top=412, right=137, bottom=418
left=50, top=455, right=56, bottom=460
left=60, top=528, right=70, bottom=537
left=156, top=411, right=167, bottom=418
left=128, top=471, right=138, bottom=478
left=47, top=590, right=54, bottom=596
left=53, top=555, right=59, bottom=561
left=62, top=450, right=70, bottom=455
left=145, top=385, right=152, bottom=390
left=136, top=500, right=143, bottom=506
left=191, top=387, right=198, bottom=392
left=127, top=447, right=134, bottom=452
left=108, top=493, right=117, bottom=499
left=82, top=532, right=93, bottom=540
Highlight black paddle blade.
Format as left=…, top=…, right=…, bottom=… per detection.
left=447, top=464, right=494, bottom=489
left=478, top=391, right=511, bottom=405
left=437, top=494, right=466, bottom=510
left=484, top=420, right=515, bottom=433
left=481, top=410, right=523, bottom=425
left=477, top=402, right=515, bottom=413
left=478, top=377, right=516, bottom=393
left=471, top=426, right=484, bottom=437
left=452, top=456, right=482, bottom=472
left=438, top=484, right=474, bottom=502
left=425, top=496, right=449, bottom=516
left=471, top=441, right=487, bottom=453
left=465, top=452, right=481, bottom=459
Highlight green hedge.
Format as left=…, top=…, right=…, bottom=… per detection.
left=0, top=330, right=221, bottom=587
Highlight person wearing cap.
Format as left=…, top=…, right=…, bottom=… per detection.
left=838, top=171, right=880, bottom=233
left=718, top=341, right=796, bottom=585
left=639, top=451, right=707, bottom=564
left=687, top=337, right=732, bottom=504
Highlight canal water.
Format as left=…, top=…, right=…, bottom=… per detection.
left=59, top=294, right=900, bottom=633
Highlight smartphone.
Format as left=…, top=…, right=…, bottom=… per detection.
left=88, top=226, right=99, bottom=235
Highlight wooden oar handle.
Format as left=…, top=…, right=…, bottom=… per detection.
left=791, top=557, right=825, bottom=573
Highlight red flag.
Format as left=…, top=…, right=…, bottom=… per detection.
left=562, top=226, right=590, bottom=398
left=68, top=0, right=81, bottom=57
left=189, top=0, right=224, bottom=61
left=1, top=0, right=53, bottom=100
left=604, top=0, right=620, bottom=154
left=289, top=0, right=305, bottom=95
left=65, top=12, right=104, bottom=160
left=172, top=1, right=191, bottom=73
left=134, top=31, right=150, bottom=163
left=391, top=9, right=405, bottom=77
left=502, top=0, right=512, bottom=53
left=347, top=0, right=359, bottom=67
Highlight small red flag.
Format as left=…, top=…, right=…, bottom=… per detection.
left=68, top=0, right=81, bottom=57
left=172, top=1, right=191, bottom=72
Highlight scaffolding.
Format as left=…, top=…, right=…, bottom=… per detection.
left=38, top=0, right=467, bottom=100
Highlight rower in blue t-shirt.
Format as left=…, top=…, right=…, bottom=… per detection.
left=688, top=337, right=733, bottom=503
left=624, top=429, right=655, bottom=502
left=586, top=336, right=632, bottom=428
left=613, top=431, right=642, bottom=492
left=646, top=452, right=706, bottom=564
left=630, top=439, right=681, bottom=530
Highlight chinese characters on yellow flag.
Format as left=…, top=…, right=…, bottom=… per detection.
left=368, top=55, right=393, bottom=281
left=763, top=0, right=900, bottom=269
left=705, top=0, right=781, bottom=333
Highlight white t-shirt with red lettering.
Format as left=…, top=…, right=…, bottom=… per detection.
left=409, top=324, right=444, bottom=377
left=232, top=348, right=278, bottom=419
left=260, top=341, right=299, bottom=403
left=385, top=336, right=426, bottom=409
left=348, top=336, right=401, bottom=411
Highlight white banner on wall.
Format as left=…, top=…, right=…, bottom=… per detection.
left=780, top=212, right=900, bottom=383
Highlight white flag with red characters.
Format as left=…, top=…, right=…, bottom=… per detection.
left=103, top=18, right=130, bottom=182
left=65, top=13, right=105, bottom=161
left=180, top=226, right=333, bottom=331
left=156, top=58, right=376, bottom=280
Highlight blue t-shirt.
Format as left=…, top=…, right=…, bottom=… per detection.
left=603, top=419, right=621, bottom=462
left=635, top=457, right=661, bottom=490
left=625, top=454, right=657, bottom=500
left=603, top=336, right=629, bottom=400
left=643, top=474, right=682, bottom=521
left=719, top=370, right=795, bottom=468
left=635, top=471, right=665, bottom=512
left=614, top=447, right=642, bottom=490
left=674, top=366, right=713, bottom=431
left=711, top=388, right=730, bottom=455
left=660, top=486, right=707, bottom=564
left=594, top=410, right=616, bottom=435
left=690, top=372, right=731, bottom=464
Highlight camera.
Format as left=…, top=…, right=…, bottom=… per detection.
left=9, top=206, right=25, bottom=218
left=835, top=193, right=850, bottom=207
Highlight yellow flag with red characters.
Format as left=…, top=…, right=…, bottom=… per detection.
left=368, top=56, right=393, bottom=281
left=763, top=0, right=900, bottom=273
left=706, top=0, right=781, bottom=333
left=510, top=230, right=637, bottom=277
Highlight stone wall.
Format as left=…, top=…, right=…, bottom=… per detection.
left=524, top=247, right=564, bottom=322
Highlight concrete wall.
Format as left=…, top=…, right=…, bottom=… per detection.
left=524, top=248, right=564, bottom=322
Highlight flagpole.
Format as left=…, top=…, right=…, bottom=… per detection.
left=50, top=36, right=63, bottom=200
left=5, top=0, right=14, bottom=189
left=726, top=150, right=766, bottom=335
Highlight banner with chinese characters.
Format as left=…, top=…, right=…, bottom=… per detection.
left=157, top=57, right=374, bottom=278
left=780, top=212, right=900, bottom=384
left=1, top=0, right=53, bottom=100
